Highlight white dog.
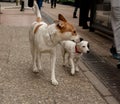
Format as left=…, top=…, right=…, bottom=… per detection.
left=29, top=1, right=80, bottom=85
left=60, top=39, right=90, bottom=75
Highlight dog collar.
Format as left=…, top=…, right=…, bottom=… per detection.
left=75, top=45, right=81, bottom=54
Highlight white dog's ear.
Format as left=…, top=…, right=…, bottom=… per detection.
left=54, top=20, right=65, bottom=29
left=58, top=14, right=67, bottom=22
left=54, top=20, right=59, bottom=24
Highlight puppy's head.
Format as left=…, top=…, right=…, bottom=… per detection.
left=77, top=40, right=90, bottom=54
left=54, top=14, right=80, bottom=42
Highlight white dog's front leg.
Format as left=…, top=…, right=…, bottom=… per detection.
left=50, top=51, right=58, bottom=85
left=37, top=53, right=42, bottom=70
left=69, top=57, right=75, bottom=75
left=33, top=48, right=39, bottom=73
left=62, top=51, right=66, bottom=67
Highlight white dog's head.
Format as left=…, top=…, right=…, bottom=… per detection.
left=54, top=14, right=81, bottom=42
left=76, top=39, right=90, bottom=54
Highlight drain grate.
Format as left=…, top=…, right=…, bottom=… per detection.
left=82, top=52, right=120, bottom=102
left=82, top=52, right=102, bottom=62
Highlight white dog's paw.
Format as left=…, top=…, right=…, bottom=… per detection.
left=33, top=67, right=39, bottom=73
left=51, top=79, right=58, bottom=86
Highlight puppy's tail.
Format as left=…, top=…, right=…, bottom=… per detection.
left=33, top=1, right=42, bottom=22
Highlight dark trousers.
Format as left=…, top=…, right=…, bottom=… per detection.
left=73, top=7, right=79, bottom=16
left=89, top=0, right=96, bottom=28
left=79, top=0, right=90, bottom=26
left=37, top=0, right=43, bottom=10
left=51, top=0, right=57, bottom=8
left=20, top=0, right=24, bottom=11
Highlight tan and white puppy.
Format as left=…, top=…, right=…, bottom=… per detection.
left=61, top=39, right=90, bottom=75
left=29, top=1, right=80, bottom=85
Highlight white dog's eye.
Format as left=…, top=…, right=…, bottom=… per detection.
left=82, top=46, right=85, bottom=48
left=73, top=30, right=76, bottom=33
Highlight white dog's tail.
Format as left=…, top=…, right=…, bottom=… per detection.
left=33, top=1, right=42, bottom=22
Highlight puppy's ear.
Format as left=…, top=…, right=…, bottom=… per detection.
left=80, top=38, right=84, bottom=42
left=58, top=14, right=67, bottom=22
left=87, top=43, right=90, bottom=48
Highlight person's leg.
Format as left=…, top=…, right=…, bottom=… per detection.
left=111, top=7, right=120, bottom=68
left=79, top=0, right=84, bottom=26
left=79, top=0, right=89, bottom=27
left=51, top=0, right=54, bottom=8
left=54, top=0, right=57, bottom=8
left=37, top=0, right=42, bottom=10
left=89, top=0, right=96, bottom=32
left=111, top=8, right=120, bottom=54
left=20, top=0, right=24, bottom=11
left=82, top=3, right=89, bottom=29
left=73, top=7, right=78, bottom=18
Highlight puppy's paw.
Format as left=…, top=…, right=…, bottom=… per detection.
left=38, top=64, right=42, bottom=71
left=51, top=79, right=58, bottom=86
left=33, top=67, right=39, bottom=73
left=38, top=67, right=42, bottom=71
left=62, top=64, right=66, bottom=67
left=75, top=67, right=79, bottom=72
left=71, top=69, right=75, bottom=75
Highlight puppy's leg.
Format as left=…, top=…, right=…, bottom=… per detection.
left=61, top=48, right=66, bottom=67
left=50, top=50, right=58, bottom=85
left=75, top=58, right=79, bottom=72
left=32, top=48, right=39, bottom=73
left=75, top=66, right=79, bottom=72
left=67, top=54, right=71, bottom=67
left=69, top=57, right=75, bottom=75
left=37, top=53, right=42, bottom=70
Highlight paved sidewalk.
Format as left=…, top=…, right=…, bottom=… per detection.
left=0, top=2, right=119, bottom=104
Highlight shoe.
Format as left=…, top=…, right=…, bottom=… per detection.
left=83, top=25, right=89, bottom=29
left=112, top=54, right=120, bottom=60
left=54, top=5, right=56, bottom=8
left=110, top=46, right=120, bottom=60
left=73, top=16, right=77, bottom=18
left=20, top=8, right=24, bottom=11
left=117, top=61, right=120, bottom=69
left=110, top=46, right=116, bottom=54
left=89, top=27, right=95, bottom=32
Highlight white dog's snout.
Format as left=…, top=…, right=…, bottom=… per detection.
left=71, top=34, right=81, bottom=42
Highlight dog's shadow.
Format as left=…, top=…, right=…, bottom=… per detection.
left=29, top=67, right=54, bottom=85
left=62, top=65, right=79, bottom=76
